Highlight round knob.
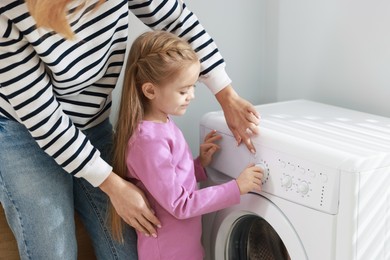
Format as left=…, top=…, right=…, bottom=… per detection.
left=281, top=175, right=292, bottom=188
left=298, top=181, right=309, bottom=195
left=255, top=162, right=269, bottom=184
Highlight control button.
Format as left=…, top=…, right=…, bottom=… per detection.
left=308, top=169, right=316, bottom=177
left=298, top=181, right=309, bottom=195
left=281, top=175, right=292, bottom=188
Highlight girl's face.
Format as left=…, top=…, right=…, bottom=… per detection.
left=146, top=61, right=200, bottom=122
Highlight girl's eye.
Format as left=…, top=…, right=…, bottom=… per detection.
left=180, top=85, right=196, bottom=95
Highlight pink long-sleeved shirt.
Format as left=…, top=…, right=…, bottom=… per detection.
left=126, top=118, right=240, bottom=260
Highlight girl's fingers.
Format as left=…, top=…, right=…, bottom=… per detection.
left=203, top=130, right=221, bottom=142
left=201, top=143, right=220, bottom=152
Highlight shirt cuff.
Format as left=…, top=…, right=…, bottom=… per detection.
left=75, top=156, right=112, bottom=187
left=199, top=67, right=232, bottom=95
left=194, top=157, right=207, bottom=182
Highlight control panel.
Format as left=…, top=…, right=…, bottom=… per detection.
left=203, top=128, right=340, bottom=214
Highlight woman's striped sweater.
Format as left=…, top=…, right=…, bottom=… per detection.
left=0, top=0, right=231, bottom=186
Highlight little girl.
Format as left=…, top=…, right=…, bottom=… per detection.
left=110, top=31, right=263, bottom=260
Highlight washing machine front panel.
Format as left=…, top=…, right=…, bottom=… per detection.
left=209, top=193, right=307, bottom=260
left=201, top=126, right=340, bottom=215
left=202, top=169, right=338, bottom=260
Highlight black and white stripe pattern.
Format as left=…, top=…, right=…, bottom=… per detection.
left=0, top=0, right=229, bottom=186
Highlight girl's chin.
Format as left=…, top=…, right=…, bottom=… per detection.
left=173, top=109, right=187, bottom=116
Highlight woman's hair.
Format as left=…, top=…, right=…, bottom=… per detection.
left=25, top=0, right=104, bottom=39
left=110, top=30, right=199, bottom=241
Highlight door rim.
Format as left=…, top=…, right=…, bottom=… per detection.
left=210, top=193, right=308, bottom=260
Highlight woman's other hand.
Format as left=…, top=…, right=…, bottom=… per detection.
left=100, top=172, right=161, bottom=237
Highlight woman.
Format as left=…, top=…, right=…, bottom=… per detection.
left=0, top=0, right=260, bottom=259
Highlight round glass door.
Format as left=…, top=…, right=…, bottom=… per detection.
left=211, top=193, right=307, bottom=260
left=228, top=215, right=290, bottom=260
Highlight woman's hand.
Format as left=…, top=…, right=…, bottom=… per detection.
left=199, top=130, right=222, bottom=167
left=215, top=85, right=260, bottom=153
left=99, top=172, right=161, bottom=237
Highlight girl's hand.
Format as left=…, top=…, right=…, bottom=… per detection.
left=236, top=164, right=263, bottom=195
left=199, top=130, right=222, bottom=167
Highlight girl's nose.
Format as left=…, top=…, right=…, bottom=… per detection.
left=187, top=88, right=195, bottom=100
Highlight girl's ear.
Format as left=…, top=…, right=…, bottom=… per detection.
left=142, top=82, right=156, bottom=100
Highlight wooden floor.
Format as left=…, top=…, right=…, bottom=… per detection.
left=0, top=205, right=96, bottom=259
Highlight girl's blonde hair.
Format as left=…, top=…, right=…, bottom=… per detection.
left=110, top=30, right=198, bottom=241
left=25, top=0, right=104, bottom=39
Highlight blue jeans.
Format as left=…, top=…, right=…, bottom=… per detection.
left=0, top=117, right=137, bottom=260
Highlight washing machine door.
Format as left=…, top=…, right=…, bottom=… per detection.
left=210, top=193, right=307, bottom=260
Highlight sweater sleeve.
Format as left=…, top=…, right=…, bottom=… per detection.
left=0, top=4, right=111, bottom=187
left=193, top=157, right=207, bottom=182
left=127, top=138, right=240, bottom=220
left=128, top=0, right=232, bottom=94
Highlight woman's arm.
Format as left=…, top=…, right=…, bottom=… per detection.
left=0, top=1, right=112, bottom=186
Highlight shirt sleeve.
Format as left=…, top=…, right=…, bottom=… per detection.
left=127, top=138, right=240, bottom=220
left=0, top=11, right=111, bottom=187
left=128, top=0, right=232, bottom=94
left=193, top=157, right=207, bottom=182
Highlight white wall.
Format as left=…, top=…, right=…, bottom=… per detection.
left=271, top=0, right=390, bottom=117
left=112, top=0, right=265, bottom=155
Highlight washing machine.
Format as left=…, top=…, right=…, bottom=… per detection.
left=200, top=99, right=390, bottom=260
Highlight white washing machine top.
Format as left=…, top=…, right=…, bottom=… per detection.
left=200, top=99, right=390, bottom=215
left=201, top=99, right=390, bottom=172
